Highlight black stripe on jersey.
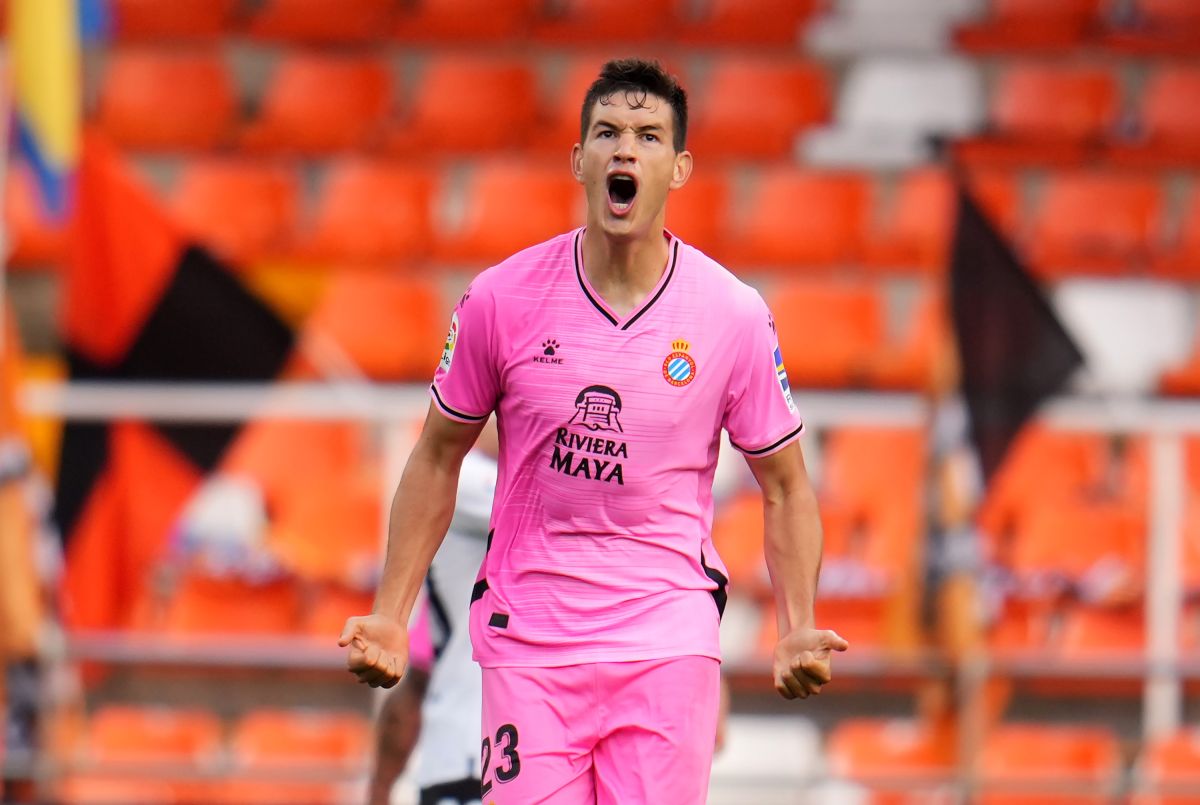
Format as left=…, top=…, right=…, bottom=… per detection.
left=731, top=423, right=804, bottom=457
left=620, top=239, right=679, bottom=331
left=700, top=551, right=729, bottom=619
left=574, top=230, right=620, bottom=326
left=470, top=578, right=489, bottom=603
left=430, top=384, right=489, bottom=422
left=424, top=573, right=453, bottom=660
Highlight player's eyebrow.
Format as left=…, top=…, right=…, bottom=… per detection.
left=590, top=120, right=665, bottom=135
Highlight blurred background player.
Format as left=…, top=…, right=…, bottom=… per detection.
left=342, top=58, right=845, bottom=803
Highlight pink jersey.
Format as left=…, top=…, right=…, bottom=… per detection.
left=431, top=228, right=803, bottom=668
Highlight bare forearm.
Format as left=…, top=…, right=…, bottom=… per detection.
left=762, top=484, right=822, bottom=635
left=372, top=445, right=462, bottom=624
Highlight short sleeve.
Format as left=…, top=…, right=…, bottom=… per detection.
left=430, top=283, right=500, bottom=423
left=723, top=294, right=804, bottom=457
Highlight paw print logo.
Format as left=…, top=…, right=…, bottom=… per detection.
left=543, top=339, right=560, bottom=356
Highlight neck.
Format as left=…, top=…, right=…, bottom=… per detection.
left=581, top=225, right=670, bottom=316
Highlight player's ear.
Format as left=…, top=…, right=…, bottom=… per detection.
left=670, top=150, right=693, bottom=191
left=571, top=143, right=585, bottom=184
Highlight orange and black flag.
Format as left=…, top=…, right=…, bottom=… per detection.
left=54, top=134, right=294, bottom=631
left=949, top=186, right=1084, bottom=483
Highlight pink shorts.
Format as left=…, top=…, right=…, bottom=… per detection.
left=479, top=656, right=721, bottom=804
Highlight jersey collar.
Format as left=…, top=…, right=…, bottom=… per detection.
left=573, top=228, right=681, bottom=330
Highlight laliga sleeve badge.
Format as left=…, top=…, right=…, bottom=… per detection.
left=439, top=311, right=459, bottom=372
left=662, top=339, right=697, bottom=387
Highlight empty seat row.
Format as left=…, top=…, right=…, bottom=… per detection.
left=94, top=50, right=831, bottom=159
left=61, top=705, right=367, bottom=805
left=106, top=0, right=819, bottom=46
left=955, top=0, right=1200, bottom=54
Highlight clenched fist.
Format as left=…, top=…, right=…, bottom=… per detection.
left=773, top=627, right=849, bottom=700
left=338, top=614, right=409, bottom=689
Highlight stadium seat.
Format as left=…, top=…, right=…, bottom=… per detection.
left=1135, top=728, right=1200, bottom=805
left=826, top=718, right=956, bottom=804
left=4, top=160, right=68, bottom=269
left=109, top=0, right=237, bottom=40
left=301, top=584, right=375, bottom=637
left=393, top=0, right=536, bottom=42
left=864, top=289, right=946, bottom=390
left=300, top=160, right=434, bottom=264
left=955, top=65, right=1118, bottom=167
left=821, top=427, right=926, bottom=515
left=215, top=709, right=369, bottom=805
left=726, top=170, right=869, bottom=269
left=63, top=706, right=223, bottom=804
left=806, top=0, right=979, bottom=56
left=531, top=55, right=653, bottom=155
left=1103, top=0, right=1200, bottom=54
left=1010, top=501, right=1144, bottom=601
left=803, top=57, right=984, bottom=169
left=688, top=59, right=831, bottom=160
left=96, top=49, right=236, bottom=152
left=244, top=0, right=395, bottom=43
left=530, top=0, right=675, bottom=44
left=1152, top=181, right=1200, bottom=281
left=431, top=161, right=579, bottom=264
left=387, top=56, right=538, bottom=156
left=1109, top=67, right=1200, bottom=167
left=158, top=571, right=304, bottom=635
left=171, top=160, right=300, bottom=266
left=241, top=55, right=393, bottom=154
left=862, top=169, right=1018, bottom=274
left=768, top=281, right=883, bottom=387
left=710, top=491, right=768, bottom=594
left=677, top=0, right=819, bottom=46
left=978, top=723, right=1121, bottom=804
left=665, top=170, right=731, bottom=258
left=1027, top=172, right=1162, bottom=277
left=954, top=0, right=1103, bottom=51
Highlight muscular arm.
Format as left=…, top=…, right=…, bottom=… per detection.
left=340, top=404, right=484, bottom=687
left=746, top=441, right=822, bottom=635
left=746, top=440, right=847, bottom=699
left=373, top=404, right=485, bottom=624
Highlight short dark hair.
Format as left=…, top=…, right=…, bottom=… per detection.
left=580, top=58, right=688, bottom=152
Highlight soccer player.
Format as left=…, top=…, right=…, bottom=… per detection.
left=341, top=58, right=847, bottom=803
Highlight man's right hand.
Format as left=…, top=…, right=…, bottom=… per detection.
left=339, top=614, right=409, bottom=689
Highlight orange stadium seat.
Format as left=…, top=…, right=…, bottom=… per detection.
left=677, top=0, right=820, bottom=46
left=301, top=160, right=434, bottom=264
left=432, top=161, right=578, bottom=264
left=215, top=709, right=368, bottom=805
left=1010, top=501, right=1144, bottom=597
left=1152, top=181, right=1200, bottom=282
left=665, top=170, right=731, bottom=258
left=4, top=161, right=68, bottom=269
left=710, top=491, right=768, bottom=595
left=96, top=49, right=235, bottom=151
left=1058, top=605, right=1145, bottom=665
left=532, top=55, right=635, bottom=154
left=863, top=169, right=1019, bottom=275
left=955, top=0, right=1103, bottom=51
left=1135, top=729, right=1200, bottom=805
left=301, top=584, right=375, bottom=637
left=393, top=0, right=537, bottom=42
left=865, top=289, right=946, bottom=391
left=158, top=572, right=304, bottom=636
left=727, top=170, right=868, bottom=269
left=530, top=0, right=675, bottom=44
left=387, top=56, right=538, bottom=156
left=1028, top=172, right=1162, bottom=277
left=244, top=0, right=396, bottom=43
left=109, top=0, right=237, bottom=40
left=1103, top=0, right=1200, bottom=54
left=241, top=54, right=393, bottom=154
left=956, top=65, right=1118, bottom=167
left=768, top=280, right=883, bottom=388
left=171, top=160, right=299, bottom=267
left=821, top=427, right=925, bottom=515
left=1109, top=67, right=1200, bottom=167
left=687, top=59, right=830, bottom=160
left=302, top=272, right=443, bottom=381
left=826, top=718, right=956, bottom=804
left=978, top=723, right=1121, bottom=804
left=62, top=706, right=222, bottom=804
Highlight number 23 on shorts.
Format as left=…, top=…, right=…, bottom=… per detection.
left=481, top=723, right=521, bottom=797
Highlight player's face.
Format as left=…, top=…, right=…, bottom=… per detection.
left=572, top=91, right=692, bottom=241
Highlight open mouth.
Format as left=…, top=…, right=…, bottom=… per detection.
left=607, top=174, right=638, bottom=215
